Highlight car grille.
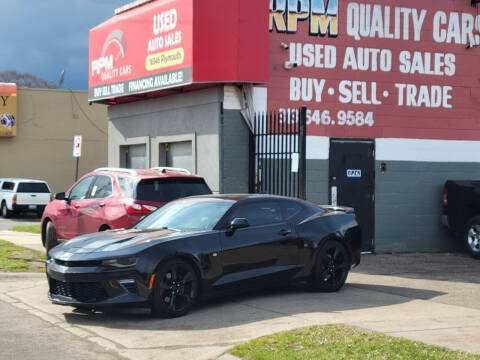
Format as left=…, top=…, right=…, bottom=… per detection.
left=54, top=259, right=102, bottom=267
left=121, top=282, right=138, bottom=295
left=49, top=279, right=108, bottom=303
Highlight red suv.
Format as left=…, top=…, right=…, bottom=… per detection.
left=41, top=167, right=212, bottom=251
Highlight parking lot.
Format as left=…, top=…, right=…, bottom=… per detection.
left=0, top=228, right=479, bottom=360
left=0, top=214, right=40, bottom=231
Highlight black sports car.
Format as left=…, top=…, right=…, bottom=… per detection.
left=46, top=195, right=361, bottom=318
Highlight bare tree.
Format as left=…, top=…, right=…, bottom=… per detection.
left=0, top=71, right=57, bottom=89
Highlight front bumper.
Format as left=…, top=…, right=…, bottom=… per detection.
left=13, top=204, right=46, bottom=213
left=46, top=259, right=152, bottom=307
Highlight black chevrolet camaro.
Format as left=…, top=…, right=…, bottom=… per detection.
left=47, top=195, right=361, bottom=318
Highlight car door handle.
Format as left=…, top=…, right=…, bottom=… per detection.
left=74, top=204, right=80, bottom=209
left=99, top=203, right=105, bottom=207
left=278, top=229, right=291, bottom=236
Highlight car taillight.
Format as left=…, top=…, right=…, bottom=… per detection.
left=126, top=203, right=157, bottom=215
left=443, top=187, right=448, bottom=206
left=12, top=194, right=17, bottom=204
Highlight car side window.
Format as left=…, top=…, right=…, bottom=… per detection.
left=117, top=176, right=136, bottom=198
left=68, top=176, right=95, bottom=201
left=1, top=182, right=14, bottom=191
left=90, top=175, right=113, bottom=199
left=280, top=201, right=302, bottom=220
left=229, top=201, right=283, bottom=227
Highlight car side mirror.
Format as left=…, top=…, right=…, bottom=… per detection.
left=55, top=192, right=66, bottom=201
left=227, top=218, right=249, bottom=235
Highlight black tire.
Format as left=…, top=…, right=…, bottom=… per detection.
left=99, top=225, right=110, bottom=232
left=309, top=239, right=350, bottom=292
left=464, top=217, right=480, bottom=259
left=45, top=221, right=59, bottom=252
left=151, top=259, right=199, bottom=318
left=1, top=202, right=12, bottom=218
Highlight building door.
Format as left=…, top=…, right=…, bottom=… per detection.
left=120, top=144, right=147, bottom=169
left=159, top=141, right=193, bottom=173
left=329, top=139, right=375, bottom=252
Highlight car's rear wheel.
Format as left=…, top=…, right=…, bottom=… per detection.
left=1, top=202, right=11, bottom=218
left=151, top=259, right=199, bottom=318
left=464, top=217, right=480, bottom=259
left=45, top=221, right=59, bottom=252
left=310, top=239, right=350, bottom=292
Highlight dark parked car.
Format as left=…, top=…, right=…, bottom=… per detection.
left=46, top=195, right=362, bottom=318
left=443, top=180, right=480, bottom=259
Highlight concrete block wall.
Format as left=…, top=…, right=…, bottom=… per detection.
left=306, top=159, right=329, bottom=205
left=220, top=109, right=250, bottom=194
left=374, top=161, right=480, bottom=252
left=108, top=87, right=223, bottom=192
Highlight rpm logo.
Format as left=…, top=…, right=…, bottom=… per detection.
left=269, top=0, right=339, bottom=37
left=91, top=29, right=128, bottom=77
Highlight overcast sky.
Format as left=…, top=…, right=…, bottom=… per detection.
left=0, top=0, right=131, bottom=90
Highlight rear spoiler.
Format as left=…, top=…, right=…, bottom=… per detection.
left=320, top=205, right=355, bottom=214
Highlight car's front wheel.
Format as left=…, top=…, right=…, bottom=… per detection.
left=1, top=202, right=12, bottom=218
left=310, top=239, right=350, bottom=292
left=45, top=221, right=59, bottom=252
left=151, top=259, right=199, bottom=318
left=464, top=217, right=480, bottom=259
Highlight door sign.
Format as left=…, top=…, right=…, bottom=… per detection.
left=346, top=169, right=361, bottom=178
left=331, top=186, right=337, bottom=206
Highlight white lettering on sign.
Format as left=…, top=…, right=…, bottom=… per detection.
left=395, top=83, right=453, bottom=108
left=290, top=77, right=326, bottom=102
left=276, top=2, right=480, bottom=126
left=153, top=9, right=178, bottom=35
left=288, top=43, right=336, bottom=68
left=347, top=169, right=362, bottom=178
left=346, top=3, right=426, bottom=42
left=91, top=55, right=113, bottom=76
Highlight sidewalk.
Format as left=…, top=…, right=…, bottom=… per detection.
left=0, top=232, right=479, bottom=359
left=0, top=230, right=44, bottom=252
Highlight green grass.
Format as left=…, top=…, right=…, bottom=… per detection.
left=10, top=225, right=41, bottom=234
left=229, top=325, right=480, bottom=360
left=0, top=239, right=45, bottom=272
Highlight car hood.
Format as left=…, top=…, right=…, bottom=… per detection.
left=49, top=228, right=203, bottom=261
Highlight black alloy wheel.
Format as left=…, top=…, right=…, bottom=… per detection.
left=151, top=259, right=199, bottom=318
left=464, top=217, right=480, bottom=259
left=310, top=239, right=350, bottom=292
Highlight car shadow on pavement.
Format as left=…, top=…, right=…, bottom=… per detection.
left=62, top=281, right=446, bottom=331
left=354, top=253, right=480, bottom=284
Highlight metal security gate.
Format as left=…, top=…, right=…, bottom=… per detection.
left=249, top=107, right=307, bottom=199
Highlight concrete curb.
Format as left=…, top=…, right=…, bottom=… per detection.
left=216, top=354, right=241, bottom=360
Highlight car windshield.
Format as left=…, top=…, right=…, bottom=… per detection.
left=134, top=198, right=235, bottom=231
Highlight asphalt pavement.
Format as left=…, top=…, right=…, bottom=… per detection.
left=0, top=230, right=479, bottom=359
left=0, top=214, right=40, bottom=231
left=0, top=291, right=122, bottom=360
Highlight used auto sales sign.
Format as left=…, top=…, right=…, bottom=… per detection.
left=88, top=0, right=193, bottom=101
left=267, top=0, right=480, bottom=141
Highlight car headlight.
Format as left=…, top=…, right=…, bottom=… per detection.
left=102, top=257, right=138, bottom=268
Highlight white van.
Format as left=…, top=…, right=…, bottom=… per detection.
left=0, top=178, right=51, bottom=218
